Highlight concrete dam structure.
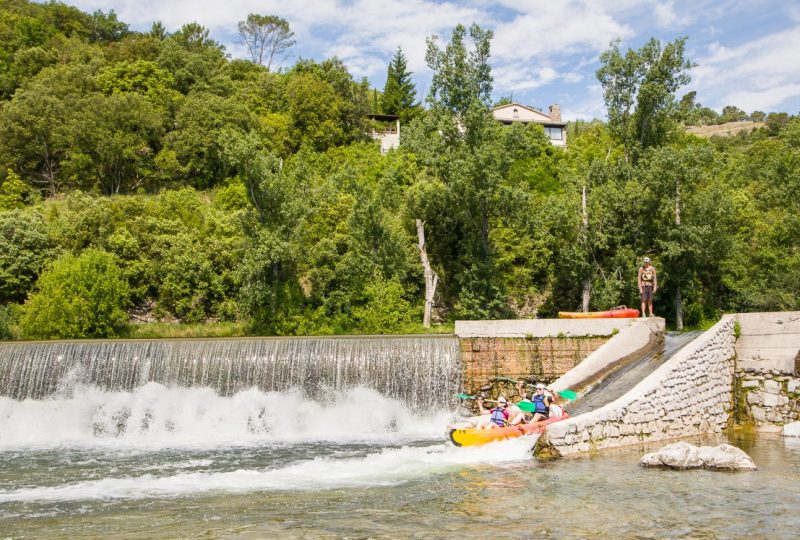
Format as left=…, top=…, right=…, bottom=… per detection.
left=1, top=312, right=796, bottom=458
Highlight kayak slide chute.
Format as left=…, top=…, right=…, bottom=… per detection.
left=448, top=414, right=569, bottom=447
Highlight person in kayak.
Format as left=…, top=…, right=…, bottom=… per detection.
left=528, top=383, right=552, bottom=423
left=476, top=395, right=511, bottom=429
left=638, top=256, right=658, bottom=317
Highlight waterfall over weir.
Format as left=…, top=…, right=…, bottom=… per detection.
left=0, top=336, right=461, bottom=413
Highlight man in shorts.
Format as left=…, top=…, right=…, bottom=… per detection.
left=638, top=257, right=657, bottom=317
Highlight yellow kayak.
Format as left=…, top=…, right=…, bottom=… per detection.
left=447, top=414, right=570, bottom=447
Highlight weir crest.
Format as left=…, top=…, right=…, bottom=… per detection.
left=0, top=336, right=461, bottom=413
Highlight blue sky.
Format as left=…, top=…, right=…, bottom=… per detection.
left=68, top=0, right=800, bottom=120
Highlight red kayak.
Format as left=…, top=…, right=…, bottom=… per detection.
left=558, top=308, right=639, bottom=319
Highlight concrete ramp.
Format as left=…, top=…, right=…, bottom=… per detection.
left=550, top=318, right=664, bottom=395
left=538, top=316, right=737, bottom=457
left=567, top=331, right=701, bottom=416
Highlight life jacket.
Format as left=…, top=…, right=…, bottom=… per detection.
left=532, top=394, right=549, bottom=415
left=641, top=266, right=655, bottom=285
left=490, top=406, right=508, bottom=427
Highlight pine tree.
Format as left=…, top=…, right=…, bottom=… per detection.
left=381, top=47, right=419, bottom=123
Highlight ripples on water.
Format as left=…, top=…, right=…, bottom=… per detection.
left=1, top=336, right=799, bottom=538
left=1, top=385, right=799, bottom=538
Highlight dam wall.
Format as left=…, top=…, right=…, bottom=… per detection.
left=454, top=318, right=652, bottom=396
left=538, top=316, right=736, bottom=457
left=734, top=311, right=800, bottom=430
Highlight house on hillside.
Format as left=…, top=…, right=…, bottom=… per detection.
left=491, top=103, right=567, bottom=147
left=367, top=102, right=567, bottom=152
left=367, top=114, right=400, bottom=153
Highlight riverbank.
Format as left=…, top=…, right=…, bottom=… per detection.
left=1, top=320, right=456, bottom=341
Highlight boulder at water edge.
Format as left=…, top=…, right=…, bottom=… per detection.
left=697, top=444, right=758, bottom=471
left=639, top=441, right=703, bottom=469
left=639, top=441, right=757, bottom=471
left=783, top=422, right=800, bottom=438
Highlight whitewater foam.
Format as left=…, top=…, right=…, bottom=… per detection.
left=0, top=437, right=537, bottom=502
left=0, top=383, right=453, bottom=450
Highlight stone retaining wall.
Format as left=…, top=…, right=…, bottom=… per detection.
left=456, top=318, right=642, bottom=395
left=735, top=368, right=800, bottom=430
left=538, top=316, right=736, bottom=457
left=459, top=336, right=607, bottom=394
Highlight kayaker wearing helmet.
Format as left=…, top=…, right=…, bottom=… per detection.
left=528, top=383, right=552, bottom=423
left=509, top=381, right=555, bottom=424
left=638, top=256, right=657, bottom=318
left=476, top=395, right=511, bottom=429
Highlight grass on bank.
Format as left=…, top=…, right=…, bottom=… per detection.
left=0, top=320, right=458, bottom=340
left=123, top=321, right=455, bottom=339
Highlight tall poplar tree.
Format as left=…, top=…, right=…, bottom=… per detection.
left=381, top=47, right=419, bottom=123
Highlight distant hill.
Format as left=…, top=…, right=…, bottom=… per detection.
left=685, top=121, right=765, bottom=138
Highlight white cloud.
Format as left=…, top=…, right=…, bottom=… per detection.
left=692, top=25, right=800, bottom=111
left=64, top=1, right=800, bottom=117
left=489, top=1, right=633, bottom=62
left=494, top=65, right=558, bottom=92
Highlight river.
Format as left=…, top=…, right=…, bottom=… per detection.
left=1, top=384, right=798, bottom=539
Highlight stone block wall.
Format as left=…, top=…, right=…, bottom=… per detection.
left=459, top=336, right=606, bottom=394
left=538, top=316, right=736, bottom=457
left=735, top=368, right=800, bottom=429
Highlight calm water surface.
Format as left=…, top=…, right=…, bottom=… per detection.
left=1, top=430, right=798, bottom=539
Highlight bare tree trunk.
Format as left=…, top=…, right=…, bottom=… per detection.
left=416, top=219, right=439, bottom=328
left=674, top=287, right=683, bottom=331
left=581, top=185, right=591, bottom=312
left=674, top=182, right=683, bottom=330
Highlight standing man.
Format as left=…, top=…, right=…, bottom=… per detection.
left=638, top=257, right=657, bottom=317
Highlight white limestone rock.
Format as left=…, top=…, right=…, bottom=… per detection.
left=698, top=444, right=757, bottom=471
left=763, top=393, right=781, bottom=407
left=640, top=442, right=757, bottom=471
left=763, top=379, right=781, bottom=394
left=783, top=421, right=800, bottom=437
left=639, top=441, right=704, bottom=469
left=639, top=452, right=663, bottom=467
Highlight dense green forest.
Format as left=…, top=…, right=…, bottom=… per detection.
left=1, top=1, right=798, bottom=339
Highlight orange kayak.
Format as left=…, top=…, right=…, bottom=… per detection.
left=558, top=308, right=639, bottom=319
left=448, top=414, right=570, bottom=447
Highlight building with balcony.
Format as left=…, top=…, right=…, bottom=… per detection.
left=491, top=103, right=567, bottom=147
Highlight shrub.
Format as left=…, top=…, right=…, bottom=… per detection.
left=0, top=209, right=55, bottom=304
left=353, top=275, right=419, bottom=334
left=18, top=249, right=129, bottom=339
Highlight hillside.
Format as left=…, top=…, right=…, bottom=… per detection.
left=685, top=121, right=765, bottom=138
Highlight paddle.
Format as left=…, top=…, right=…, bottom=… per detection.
left=456, top=393, right=539, bottom=412
left=490, top=376, right=579, bottom=402
left=557, top=389, right=578, bottom=401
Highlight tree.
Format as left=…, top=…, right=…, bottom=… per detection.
left=597, top=37, right=694, bottom=158
left=18, top=249, right=129, bottom=339
left=418, top=23, right=513, bottom=318
left=720, top=105, right=747, bottom=123
left=237, top=14, right=295, bottom=70
left=381, top=47, right=419, bottom=123
left=0, top=170, right=31, bottom=210
left=0, top=210, right=55, bottom=304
